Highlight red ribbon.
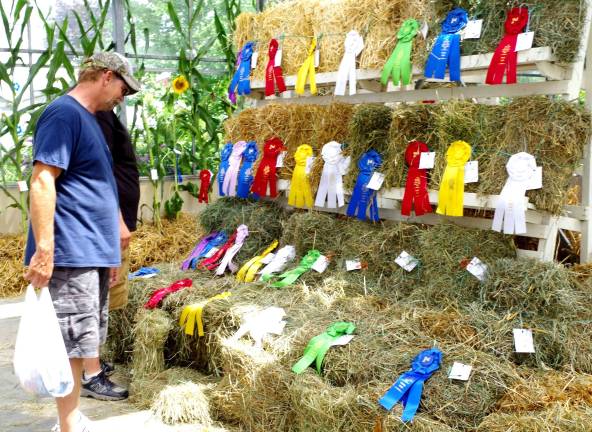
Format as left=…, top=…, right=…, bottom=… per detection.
left=198, top=231, right=237, bottom=271
left=251, top=137, right=285, bottom=198
left=486, top=8, right=529, bottom=85
left=144, top=279, right=193, bottom=309
left=265, top=39, right=287, bottom=97
left=401, top=141, right=432, bottom=216
left=198, top=169, right=211, bottom=203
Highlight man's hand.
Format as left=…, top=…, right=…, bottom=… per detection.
left=25, top=245, right=54, bottom=288
left=110, top=267, right=121, bottom=288
left=119, top=213, right=131, bottom=250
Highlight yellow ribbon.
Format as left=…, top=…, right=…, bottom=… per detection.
left=288, top=144, right=314, bottom=208
left=436, top=140, right=471, bottom=217
left=179, top=292, right=232, bottom=337
left=295, top=37, right=317, bottom=95
left=236, top=240, right=279, bottom=282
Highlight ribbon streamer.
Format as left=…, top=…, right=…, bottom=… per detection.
left=237, top=141, right=259, bottom=199
left=179, top=292, right=232, bottom=337
left=265, top=38, right=287, bottom=96
left=222, top=141, right=247, bottom=197
left=144, top=279, right=193, bottom=309
left=492, top=152, right=536, bottom=234
left=236, top=240, right=279, bottom=282
left=436, top=140, right=471, bottom=217
left=259, top=245, right=296, bottom=279
left=335, top=30, right=364, bottom=96
left=486, top=8, right=529, bottom=85
left=381, top=19, right=419, bottom=87
left=228, top=47, right=242, bottom=104
left=346, top=150, right=382, bottom=222
left=314, top=141, right=350, bottom=208
left=288, top=144, right=314, bottom=209
left=295, top=37, right=317, bottom=95
left=251, top=137, right=285, bottom=199
left=128, top=267, right=160, bottom=280
left=181, top=231, right=218, bottom=270
left=230, top=306, right=286, bottom=348
left=424, top=8, right=468, bottom=81
left=217, top=143, right=233, bottom=197
left=199, top=231, right=238, bottom=271
left=228, top=42, right=254, bottom=99
left=266, top=249, right=320, bottom=288
left=187, top=231, right=228, bottom=270
left=198, top=169, right=211, bottom=203
left=292, top=322, right=356, bottom=374
left=215, top=224, right=249, bottom=276
left=379, top=348, right=442, bottom=422
left=401, top=141, right=432, bottom=216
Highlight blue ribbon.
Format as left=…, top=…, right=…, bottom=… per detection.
left=237, top=141, right=258, bottom=198
left=346, top=150, right=382, bottom=222
left=175, top=154, right=183, bottom=183
left=217, top=143, right=234, bottom=197
left=424, top=8, right=467, bottom=82
left=128, top=267, right=160, bottom=280
left=229, top=42, right=255, bottom=97
left=378, top=348, right=442, bottom=422
left=189, top=231, right=228, bottom=269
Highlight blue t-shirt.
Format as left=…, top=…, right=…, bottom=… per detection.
left=24, top=95, right=120, bottom=267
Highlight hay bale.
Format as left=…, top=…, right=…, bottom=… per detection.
left=0, top=234, right=26, bottom=297
left=152, top=381, right=213, bottom=425
left=130, top=308, right=174, bottom=379
left=477, top=403, right=592, bottom=431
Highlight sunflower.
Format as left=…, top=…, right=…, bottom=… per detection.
left=172, top=75, right=189, bottom=94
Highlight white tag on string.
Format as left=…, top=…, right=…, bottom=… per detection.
left=260, top=253, right=275, bottom=265
left=448, top=362, right=472, bottom=381
left=463, top=20, right=483, bottom=39
left=314, top=49, right=320, bottom=68
left=277, top=179, right=290, bottom=190
left=466, top=257, right=487, bottom=281
left=513, top=329, right=535, bottom=353
left=331, top=334, right=354, bottom=346
left=464, top=161, right=479, bottom=184
left=150, top=169, right=159, bottom=180
left=173, top=148, right=182, bottom=155
left=395, top=251, right=419, bottom=272
left=305, top=156, right=316, bottom=175
left=346, top=259, right=362, bottom=271
left=204, top=247, right=219, bottom=258
left=275, top=49, right=282, bottom=67
left=419, top=152, right=435, bottom=169
left=251, top=51, right=259, bottom=69
left=366, top=172, right=385, bottom=191
left=420, top=21, right=429, bottom=39
left=276, top=151, right=287, bottom=168
left=525, top=166, right=542, bottom=190
left=17, top=181, right=28, bottom=192
left=312, top=255, right=329, bottom=273
left=515, top=32, right=535, bottom=51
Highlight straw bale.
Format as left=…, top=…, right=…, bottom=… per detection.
left=152, top=381, right=213, bottom=425
left=0, top=234, right=26, bottom=297
left=130, top=308, right=174, bottom=379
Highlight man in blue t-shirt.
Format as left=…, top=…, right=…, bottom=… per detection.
left=24, top=52, right=141, bottom=432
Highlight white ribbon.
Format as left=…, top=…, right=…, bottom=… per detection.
left=334, top=30, right=364, bottom=96
left=259, top=245, right=296, bottom=278
left=314, top=141, right=350, bottom=208
left=222, top=141, right=246, bottom=196
left=492, top=152, right=536, bottom=235
left=216, top=225, right=249, bottom=275
left=230, top=306, right=286, bottom=348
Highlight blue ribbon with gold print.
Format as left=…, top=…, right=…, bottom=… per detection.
left=424, top=8, right=467, bottom=82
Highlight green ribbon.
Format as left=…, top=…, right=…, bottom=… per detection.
left=292, top=321, right=356, bottom=374
left=266, top=249, right=321, bottom=288
left=381, top=19, right=419, bottom=87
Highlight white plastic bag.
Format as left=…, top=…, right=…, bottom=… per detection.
left=13, top=285, right=74, bottom=397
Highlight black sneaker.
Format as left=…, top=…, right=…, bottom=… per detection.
left=81, top=370, right=129, bottom=401
left=100, top=359, right=115, bottom=377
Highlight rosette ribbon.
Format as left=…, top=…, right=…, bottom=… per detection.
left=292, top=322, right=356, bottom=374
left=228, top=42, right=254, bottom=99
left=492, top=152, right=536, bottom=234
left=198, top=169, right=211, bottom=203
left=128, top=267, right=160, bottom=280
left=288, top=144, right=314, bottom=209
left=230, top=306, right=287, bottom=348
left=265, top=249, right=320, bottom=288
left=259, top=245, right=296, bottom=279
left=436, top=140, right=471, bottom=217
left=335, top=30, right=364, bottom=96
left=227, top=47, right=242, bottom=104
left=215, top=224, right=249, bottom=276
left=222, top=141, right=247, bottom=197
left=236, top=240, right=279, bottom=282
left=251, top=137, right=285, bottom=199
left=295, top=37, right=317, bottom=95
left=217, top=143, right=233, bottom=197
left=381, top=19, right=419, bottom=87
left=424, top=8, right=468, bottom=81
left=401, top=141, right=432, bottom=216
left=186, top=231, right=228, bottom=270
left=144, top=279, right=193, bottom=309
left=378, top=348, right=442, bottom=422
left=265, top=38, right=287, bottom=96
left=179, top=292, right=232, bottom=337
left=314, top=141, right=350, bottom=209
left=181, top=231, right=218, bottom=270
left=346, top=150, right=382, bottom=222
left=198, top=231, right=238, bottom=271
left=236, top=141, right=258, bottom=198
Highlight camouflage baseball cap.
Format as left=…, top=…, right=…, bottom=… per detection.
left=81, top=52, right=141, bottom=95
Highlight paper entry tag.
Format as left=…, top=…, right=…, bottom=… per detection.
left=463, top=19, right=483, bottom=39
left=150, top=169, right=159, bottom=181
left=513, top=328, right=536, bottom=353
left=275, top=49, right=282, bottom=67
left=277, top=179, right=290, bottom=190
left=312, top=255, right=329, bottom=273
left=251, top=51, right=259, bottom=69
left=17, top=181, right=28, bottom=192
left=525, top=166, right=542, bottom=190
left=204, top=247, right=219, bottom=258
left=466, top=257, right=487, bottom=281
left=366, top=172, right=385, bottom=191
left=419, top=21, right=429, bottom=39
left=314, top=49, right=320, bottom=68
left=346, top=259, right=362, bottom=271
left=419, top=152, right=435, bottom=170
left=515, top=32, right=535, bottom=52
left=464, top=160, right=479, bottom=184
left=395, top=251, right=419, bottom=272
left=448, top=362, right=472, bottom=381
left=331, top=334, right=354, bottom=347
left=276, top=151, right=287, bottom=168
left=260, top=252, right=275, bottom=265
left=305, top=156, right=316, bottom=175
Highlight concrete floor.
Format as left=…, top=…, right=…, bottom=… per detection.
left=0, top=298, right=226, bottom=432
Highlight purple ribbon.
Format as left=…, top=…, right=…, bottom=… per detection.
left=181, top=232, right=219, bottom=270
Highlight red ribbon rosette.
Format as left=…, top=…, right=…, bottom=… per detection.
left=401, top=141, right=432, bottom=216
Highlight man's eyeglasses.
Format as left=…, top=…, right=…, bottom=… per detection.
left=113, top=72, right=131, bottom=97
